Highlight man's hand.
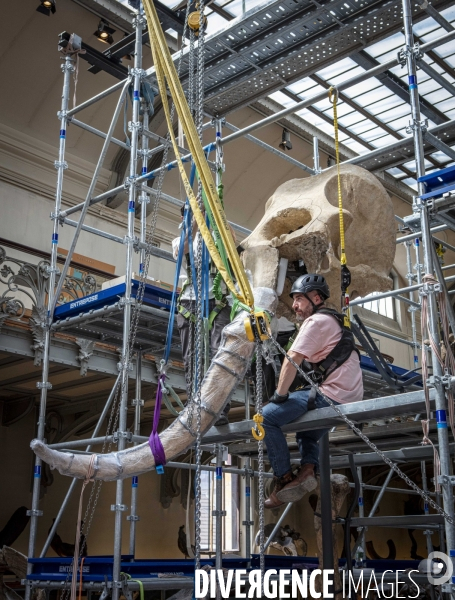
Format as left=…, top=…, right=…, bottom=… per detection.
left=269, top=391, right=289, bottom=404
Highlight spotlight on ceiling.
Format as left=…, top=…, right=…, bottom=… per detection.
left=279, top=128, right=292, bottom=152
left=36, top=0, right=56, bottom=16
left=94, top=19, right=115, bottom=45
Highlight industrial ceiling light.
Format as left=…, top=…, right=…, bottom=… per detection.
left=36, top=0, right=56, bottom=16
left=94, top=19, right=116, bottom=45
left=279, top=128, right=292, bottom=151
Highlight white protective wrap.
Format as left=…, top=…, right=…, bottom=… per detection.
left=31, top=288, right=277, bottom=481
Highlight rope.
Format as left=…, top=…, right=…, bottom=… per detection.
left=329, top=86, right=351, bottom=324
left=70, top=454, right=96, bottom=600
left=268, top=333, right=455, bottom=525
left=121, top=573, right=144, bottom=600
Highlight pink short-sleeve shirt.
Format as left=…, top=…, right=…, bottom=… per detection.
left=290, top=313, right=364, bottom=404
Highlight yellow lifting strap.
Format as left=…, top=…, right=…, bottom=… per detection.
left=142, top=0, right=255, bottom=311
left=328, top=86, right=351, bottom=327
left=251, top=413, right=265, bottom=441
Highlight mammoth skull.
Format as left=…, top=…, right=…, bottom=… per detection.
left=242, top=164, right=396, bottom=320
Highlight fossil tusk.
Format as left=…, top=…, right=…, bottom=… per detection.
left=31, top=288, right=277, bottom=481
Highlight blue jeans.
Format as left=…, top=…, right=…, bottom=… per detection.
left=262, top=389, right=339, bottom=478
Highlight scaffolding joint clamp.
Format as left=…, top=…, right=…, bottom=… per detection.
left=128, top=121, right=142, bottom=133
left=138, top=193, right=150, bottom=205
left=212, top=510, right=227, bottom=517
left=26, top=509, right=43, bottom=517
left=132, top=398, right=144, bottom=406
left=117, top=359, right=134, bottom=372
left=113, top=431, right=133, bottom=443
left=438, top=474, right=455, bottom=486
left=123, top=234, right=136, bottom=246
left=54, top=160, right=68, bottom=170
left=36, top=382, right=52, bottom=389
left=126, top=515, right=140, bottom=521
left=406, top=118, right=428, bottom=134
left=242, top=520, right=254, bottom=526
left=419, top=282, right=441, bottom=296
left=110, top=504, right=128, bottom=512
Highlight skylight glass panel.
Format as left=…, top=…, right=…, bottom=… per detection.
left=413, top=16, right=439, bottom=37
left=370, top=134, right=398, bottom=148
left=361, top=127, right=389, bottom=142
left=430, top=151, right=452, bottom=163
left=342, top=138, right=370, bottom=154
left=286, top=79, right=316, bottom=95
left=424, top=88, right=453, bottom=105
left=401, top=178, right=418, bottom=190
left=337, top=112, right=365, bottom=127
left=206, top=11, right=230, bottom=34
left=376, top=104, right=411, bottom=124
left=342, top=78, right=382, bottom=99
left=441, top=6, right=455, bottom=22
left=268, top=91, right=296, bottom=108
left=386, top=167, right=406, bottom=177
left=353, top=87, right=393, bottom=108
left=337, top=131, right=349, bottom=143
left=433, top=98, right=455, bottom=113
left=367, top=95, right=403, bottom=116
left=313, top=97, right=332, bottom=111
left=222, top=0, right=265, bottom=18
left=348, top=119, right=378, bottom=135
left=329, top=66, right=365, bottom=86
left=316, top=57, right=359, bottom=81
left=416, top=78, right=442, bottom=95
left=364, top=32, right=403, bottom=60
left=297, top=84, right=326, bottom=98
left=322, top=102, right=354, bottom=118
left=309, top=121, right=336, bottom=137
left=385, top=115, right=410, bottom=133
left=435, top=44, right=455, bottom=59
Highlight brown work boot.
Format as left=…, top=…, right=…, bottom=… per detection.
left=276, top=464, right=317, bottom=503
left=264, top=471, right=295, bottom=509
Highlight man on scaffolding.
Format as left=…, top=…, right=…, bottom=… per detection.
left=172, top=204, right=232, bottom=426
left=263, top=273, right=364, bottom=509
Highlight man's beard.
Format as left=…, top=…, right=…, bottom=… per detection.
left=295, top=304, right=313, bottom=322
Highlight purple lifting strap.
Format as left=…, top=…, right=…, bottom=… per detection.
left=149, top=373, right=167, bottom=467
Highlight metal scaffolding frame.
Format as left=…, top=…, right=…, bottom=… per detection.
left=21, top=0, right=455, bottom=598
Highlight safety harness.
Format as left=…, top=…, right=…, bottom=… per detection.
left=177, top=249, right=228, bottom=329
left=297, top=306, right=360, bottom=387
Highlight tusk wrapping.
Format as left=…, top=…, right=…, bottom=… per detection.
left=31, top=288, right=277, bottom=481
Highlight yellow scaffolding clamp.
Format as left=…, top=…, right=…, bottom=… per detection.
left=252, top=413, right=265, bottom=441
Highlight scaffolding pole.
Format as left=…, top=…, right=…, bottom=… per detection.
left=128, top=352, right=143, bottom=556
left=402, top=0, right=455, bottom=587
left=112, top=13, right=145, bottom=600
left=25, top=53, right=75, bottom=600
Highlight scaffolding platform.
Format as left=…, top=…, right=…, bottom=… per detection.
left=27, top=556, right=250, bottom=583
left=418, top=164, right=455, bottom=201
left=54, top=279, right=173, bottom=319
left=51, top=280, right=180, bottom=355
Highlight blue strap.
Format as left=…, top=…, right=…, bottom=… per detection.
left=163, top=163, right=197, bottom=364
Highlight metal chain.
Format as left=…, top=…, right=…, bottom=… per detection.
left=255, top=342, right=265, bottom=592
left=60, top=6, right=196, bottom=592
left=269, top=334, right=455, bottom=525
left=193, top=0, right=206, bottom=569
